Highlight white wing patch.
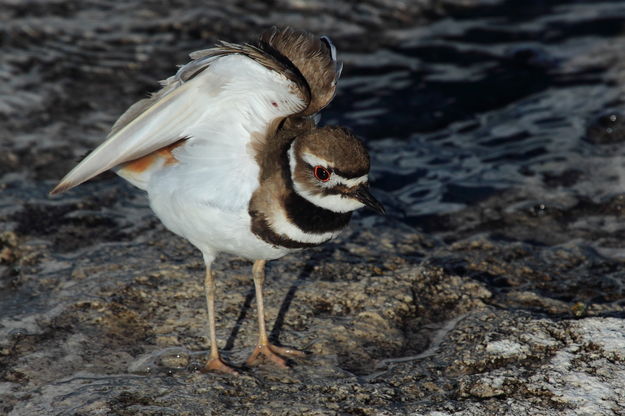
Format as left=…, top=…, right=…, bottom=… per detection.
left=51, top=53, right=307, bottom=196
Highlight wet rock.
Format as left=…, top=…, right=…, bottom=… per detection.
left=585, top=110, right=625, bottom=144
left=3, top=223, right=624, bottom=415
left=459, top=375, right=506, bottom=398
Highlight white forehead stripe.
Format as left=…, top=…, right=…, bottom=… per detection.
left=301, top=152, right=330, bottom=169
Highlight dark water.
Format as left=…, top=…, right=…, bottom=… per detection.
left=325, top=1, right=625, bottom=248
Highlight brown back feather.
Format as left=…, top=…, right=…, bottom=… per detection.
left=259, top=27, right=338, bottom=115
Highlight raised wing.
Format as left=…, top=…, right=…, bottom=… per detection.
left=50, top=48, right=309, bottom=195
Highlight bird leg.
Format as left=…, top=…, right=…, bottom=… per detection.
left=246, top=260, right=306, bottom=368
left=200, top=265, right=238, bottom=375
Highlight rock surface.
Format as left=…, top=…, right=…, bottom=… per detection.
left=2, top=0, right=625, bottom=415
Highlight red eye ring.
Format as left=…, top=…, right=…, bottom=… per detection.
left=313, top=165, right=331, bottom=182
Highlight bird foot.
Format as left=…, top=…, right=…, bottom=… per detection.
left=201, top=357, right=239, bottom=375
left=267, top=343, right=306, bottom=359
left=246, top=343, right=305, bottom=368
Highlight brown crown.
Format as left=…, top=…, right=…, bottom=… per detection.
left=294, top=126, right=370, bottom=178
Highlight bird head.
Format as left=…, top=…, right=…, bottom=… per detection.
left=287, top=126, right=384, bottom=215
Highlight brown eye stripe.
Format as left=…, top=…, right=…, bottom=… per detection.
left=323, top=184, right=353, bottom=195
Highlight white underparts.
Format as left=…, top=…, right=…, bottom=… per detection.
left=288, top=144, right=366, bottom=213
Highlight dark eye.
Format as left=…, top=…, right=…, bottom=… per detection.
left=313, top=165, right=331, bottom=182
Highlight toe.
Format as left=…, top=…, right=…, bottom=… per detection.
left=268, top=344, right=306, bottom=358
left=201, top=357, right=239, bottom=375
left=246, top=345, right=288, bottom=368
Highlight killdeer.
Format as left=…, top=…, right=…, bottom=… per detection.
left=51, top=27, right=384, bottom=374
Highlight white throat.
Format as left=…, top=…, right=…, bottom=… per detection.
left=287, top=143, right=366, bottom=213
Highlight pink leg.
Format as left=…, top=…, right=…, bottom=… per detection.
left=200, top=264, right=238, bottom=375
left=246, top=260, right=305, bottom=368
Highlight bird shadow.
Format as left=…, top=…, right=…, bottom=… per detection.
left=268, top=259, right=316, bottom=344
left=223, top=288, right=255, bottom=351
left=223, top=248, right=329, bottom=351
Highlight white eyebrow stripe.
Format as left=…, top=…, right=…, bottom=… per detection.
left=301, top=152, right=368, bottom=187
left=301, top=152, right=330, bottom=168
left=334, top=174, right=368, bottom=187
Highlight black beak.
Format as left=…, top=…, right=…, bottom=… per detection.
left=354, top=185, right=385, bottom=215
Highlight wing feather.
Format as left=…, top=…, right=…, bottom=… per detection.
left=51, top=51, right=307, bottom=195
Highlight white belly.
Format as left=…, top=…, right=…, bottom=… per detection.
left=147, top=167, right=291, bottom=261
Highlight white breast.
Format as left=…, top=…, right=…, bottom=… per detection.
left=148, top=166, right=291, bottom=261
